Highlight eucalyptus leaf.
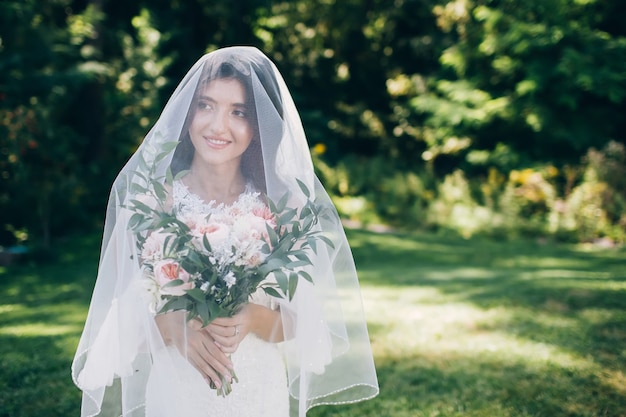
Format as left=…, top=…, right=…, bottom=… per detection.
left=161, top=278, right=184, bottom=289
left=186, top=288, right=206, bottom=302
left=296, top=179, right=310, bottom=198
left=299, top=270, right=313, bottom=283
left=318, top=235, right=336, bottom=250
left=263, top=287, right=283, bottom=299
left=274, top=270, right=288, bottom=293
left=276, top=192, right=289, bottom=213
left=288, top=272, right=298, bottom=301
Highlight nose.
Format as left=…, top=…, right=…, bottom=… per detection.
left=208, top=109, right=228, bottom=134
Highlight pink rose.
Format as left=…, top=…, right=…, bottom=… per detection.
left=194, top=221, right=230, bottom=249
left=252, top=205, right=276, bottom=228
left=154, top=260, right=194, bottom=296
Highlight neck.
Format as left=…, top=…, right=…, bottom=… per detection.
left=186, top=159, right=246, bottom=204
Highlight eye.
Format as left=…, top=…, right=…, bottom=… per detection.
left=197, top=100, right=213, bottom=111
left=232, top=108, right=248, bottom=119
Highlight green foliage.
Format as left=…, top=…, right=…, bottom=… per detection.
left=0, top=1, right=171, bottom=247
left=2, top=0, right=625, bottom=246
left=316, top=145, right=626, bottom=243
left=410, top=0, right=626, bottom=165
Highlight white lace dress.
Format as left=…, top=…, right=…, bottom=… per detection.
left=145, top=181, right=290, bottom=417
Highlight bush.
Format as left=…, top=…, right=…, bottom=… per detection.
left=314, top=145, right=626, bottom=244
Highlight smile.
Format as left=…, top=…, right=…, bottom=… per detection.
left=204, top=136, right=231, bottom=147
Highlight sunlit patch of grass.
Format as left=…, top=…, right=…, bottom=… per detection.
left=0, top=323, right=83, bottom=337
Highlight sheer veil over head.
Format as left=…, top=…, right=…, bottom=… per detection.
left=72, top=46, right=378, bottom=417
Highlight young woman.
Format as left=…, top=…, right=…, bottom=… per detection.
left=72, top=46, right=378, bottom=417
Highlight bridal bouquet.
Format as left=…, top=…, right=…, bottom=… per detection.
left=124, top=142, right=333, bottom=395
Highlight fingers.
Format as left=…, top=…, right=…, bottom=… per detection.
left=206, top=323, right=246, bottom=352
left=185, top=327, right=234, bottom=387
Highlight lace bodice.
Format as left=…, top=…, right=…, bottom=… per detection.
left=172, top=179, right=257, bottom=219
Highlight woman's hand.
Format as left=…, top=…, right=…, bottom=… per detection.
left=154, top=311, right=234, bottom=389
left=205, top=304, right=254, bottom=354
left=207, top=304, right=284, bottom=354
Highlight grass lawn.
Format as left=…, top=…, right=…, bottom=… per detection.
left=1, top=229, right=625, bottom=416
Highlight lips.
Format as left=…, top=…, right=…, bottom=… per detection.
left=204, top=136, right=231, bottom=148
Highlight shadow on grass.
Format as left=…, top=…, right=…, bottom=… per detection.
left=0, top=233, right=99, bottom=417
left=0, top=334, right=82, bottom=417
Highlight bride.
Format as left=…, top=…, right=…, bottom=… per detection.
left=72, top=46, right=378, bottom=417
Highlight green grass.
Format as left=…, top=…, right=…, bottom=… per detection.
left=1, top=230, right=625, bottom=416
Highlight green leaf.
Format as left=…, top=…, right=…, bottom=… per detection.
left=165, top=167, right=174, bottom=186
left=186, top=288, right=206, bottom=302
left=318, top=235, right=336, bottom=250
left=279, top=208, right=298, bottom=225
left=129, top=199, right=153, bottom=214
left=274, top=270, right=288, bottom=293
left=153, top=181, right=167, bottom=201
left=288, top=272, right=299, bottom=301
left=138, top=153, right=149, bottom=173
left=131, top=170, right=148, bottom=182
left=136, top=218, right=156, bottom=232
left=293, top=251, right=312, bottom=263
left=299, top=270, right=313, bottom=283
left=202, top=234, right=212, bottom=252
left=130, top=182, right=148, bottom=195
left=296, top=178, right=310, bottom=198
left=276, top=192, right=289, bottom=213
left=265, top=224, right=279, bottom=248
left=161, top=278, right=184, bottom=289
left=160, top=141, right=180, bottom=154
left=263, top=287, right=283, bottom=299
left=128, top=213, right=144, bottom=229
left=267, top=197, right=278, bottom=214
left=286, top=260, right=311, bottom=269
left=198, top=302, right=211, bottom=326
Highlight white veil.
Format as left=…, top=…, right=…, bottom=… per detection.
left=72, top=46, right=379, bottom=417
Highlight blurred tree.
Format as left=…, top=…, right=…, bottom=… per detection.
left=0, top=0, right=89, bottom=247
left=2, top=0, right=625, bottom=245
left=395, top=0, right=626, bottom=174
left=253, top=0, right=442, bottom=163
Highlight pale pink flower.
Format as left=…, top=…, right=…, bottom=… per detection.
left=141, top=229, right=171, bottom=260
left=245, top=252, right=263, bottom=267
left=154, top=260, right=194, bottom=296
left=252, top=205, right=276, bottom=226
left=195, top=221, right=231, bottom=249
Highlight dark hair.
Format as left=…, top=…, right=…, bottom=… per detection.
left=170, top=58, right=283, bottom=195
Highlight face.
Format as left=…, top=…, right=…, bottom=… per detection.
left=188, top=78, right=254, bottom=171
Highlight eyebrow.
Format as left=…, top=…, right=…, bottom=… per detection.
left=198, top=95, right=248, bottom=108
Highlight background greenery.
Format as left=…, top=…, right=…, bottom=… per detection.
left=0, top=230, right=625, bottom=416
left=1, top=0, right=625, bottom=247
